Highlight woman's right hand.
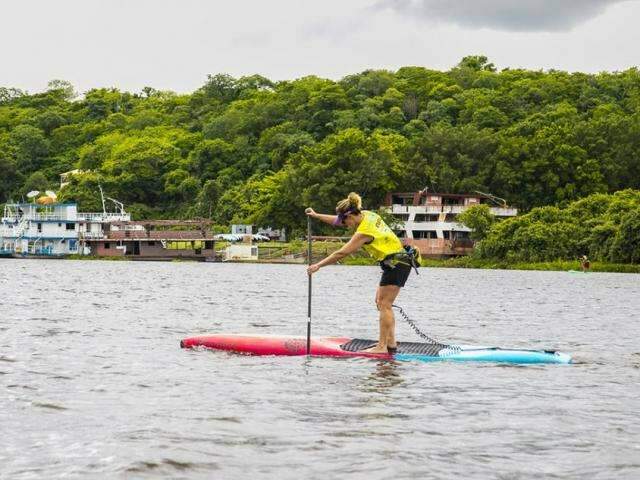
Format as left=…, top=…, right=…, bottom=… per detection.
left=305, top=208, right=316, bottom=217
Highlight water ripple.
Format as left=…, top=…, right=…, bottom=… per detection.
left=1, top=261, right=639, bottom=479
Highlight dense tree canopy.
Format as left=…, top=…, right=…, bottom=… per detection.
left=476, top=190, right=640, bottom=263
left=2, top=58, right=640, bottom=238
left=457, top=204, right=495, bottom=241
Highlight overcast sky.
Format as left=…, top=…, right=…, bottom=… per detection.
left=2, top=0, right=639, bottom=94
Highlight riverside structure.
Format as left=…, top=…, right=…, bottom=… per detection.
left=384, top=191, right=518, bottom=258
left=0, top=201, right=130, bottom=257
left=0, top=201, right=216, bottom=261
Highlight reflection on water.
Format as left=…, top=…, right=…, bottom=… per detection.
left=360, top=361, right=404, bottom=393
left=1, top=259, right=639, bottom=480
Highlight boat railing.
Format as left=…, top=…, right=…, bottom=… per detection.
left=76, top=212, right=131, bottom=222
left=2, top=212, right=132, bottom=222
left=3, top=213, right=68, bottom=222
left=79, top=232, right=105, bottom=239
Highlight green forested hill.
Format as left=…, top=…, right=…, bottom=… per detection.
left=1, top=56, right=640, bottom=234
left=464, top=189, right=640, bottom=264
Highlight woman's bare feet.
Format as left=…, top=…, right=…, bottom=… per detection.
left=360, top=344, right=391, bottom=354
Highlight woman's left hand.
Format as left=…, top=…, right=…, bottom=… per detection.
left=307, top=264, right=320, bottom=275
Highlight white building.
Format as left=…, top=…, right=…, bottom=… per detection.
left=384, top=191, right=518, bottom=257
left=223, top=244, right=259, bottom=261
left=231, top=224, right=252, bottom=235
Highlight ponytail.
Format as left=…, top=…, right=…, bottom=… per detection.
left=336, top=192, right=362, bottom=214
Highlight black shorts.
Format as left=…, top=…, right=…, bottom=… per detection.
left=379, top=262, right=411, bottom=287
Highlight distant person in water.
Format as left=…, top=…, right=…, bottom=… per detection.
left=580, top=255, right=591, bottom=272
left=306, top=192, right=419, bottom=354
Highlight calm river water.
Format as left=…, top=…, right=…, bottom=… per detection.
left=1, top=260, right=639, bottom=479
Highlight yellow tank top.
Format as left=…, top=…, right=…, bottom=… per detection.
left=355, top=211, right=404, bottom=261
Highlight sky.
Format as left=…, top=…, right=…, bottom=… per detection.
left=2, top=0, right=639, bottom=95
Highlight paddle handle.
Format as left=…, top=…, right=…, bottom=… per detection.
left=306, top=216, right=312, bottom=355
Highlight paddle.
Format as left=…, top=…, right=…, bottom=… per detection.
left=306, top=215, right=312, bottom=355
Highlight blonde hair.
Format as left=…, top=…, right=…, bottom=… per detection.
left=336, top=192, right=362, bottom=214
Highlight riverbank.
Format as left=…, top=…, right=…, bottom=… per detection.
left=419, top=257, right=640, bottom=273
left=308, top=243, right=640, bottom=273
left=26, top=243, right=640, bottom=273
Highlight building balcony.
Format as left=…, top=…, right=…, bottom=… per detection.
left=391, top=204, right=466, bottom=214
left=443, top=205, right=465, bottom=214
left=390, top=204, right=518, bottom=217
left=406, top=221, right=470, bottom=232
left=388, top=205, right=409, bottom=214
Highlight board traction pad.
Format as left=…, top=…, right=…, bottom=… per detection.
left=340, top=338, right=449, bottom=356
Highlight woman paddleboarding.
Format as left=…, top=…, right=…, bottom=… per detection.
left=305, top=192, right=419, bottom=354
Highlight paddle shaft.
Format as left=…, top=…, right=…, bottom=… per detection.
left=306, top=216, right=312, bottom=355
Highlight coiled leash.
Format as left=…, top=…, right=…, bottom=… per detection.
left=382, top=249, right=460, bottom=353
left=392, top=304, right=460, bottom=352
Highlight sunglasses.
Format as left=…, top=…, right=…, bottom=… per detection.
left=334, top=208, right=357, bottom=225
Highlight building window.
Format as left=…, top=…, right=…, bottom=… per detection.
left=104, top=242, right=111, bottom=249
left=148, top=241, right=155, bottom=246
left=393, top=214, right=409, bottom=221
left=396, top=230, right=406, bottom=238
left=414, top=214, right=439, bottom=222
left=413, top=230, right=437, bottom=239
left=204, top=241, right=214, bottom=249
left=391, top=195, right=413, bottom=206
left=66, top=223, right=75, bottom=230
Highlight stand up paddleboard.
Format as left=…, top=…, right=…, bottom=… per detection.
left=180, top=334, right=572, bottom=364
left=183, top=220, right=571, bottom=365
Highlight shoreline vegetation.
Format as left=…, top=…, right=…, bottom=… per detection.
left=419, top=257, right=640, bottom=274
left=2, top=57, right=639, bottom=267
left=63, top=245, right=640, bottom=273
left=60, top=187, right=640, bottom=272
